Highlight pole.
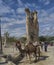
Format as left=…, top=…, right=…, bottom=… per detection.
left=0, top=16, right=3, bottom=54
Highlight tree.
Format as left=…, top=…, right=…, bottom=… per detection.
left=39, top=36, right=46, bottom=42
left=19, top=37, right=27, bottom=44
left=8, top=36, right=18, bottom=43
left=0, top=17, right=3, bottom=53
left=4, top=32, right=9, bottom=38
left=4, top=32, right=9, bottom=45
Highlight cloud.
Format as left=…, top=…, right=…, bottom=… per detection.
left=45, top=0, right=50, bottom=5
left=1, top=17, right=25, bottom=28
left=38, top=7, right=54, bottom=23
left=1, top=16, right=26, bottom=37
left=0, top=0, right=3, bottom=4
left=48, top=7, right=54, bottom=14
left=8, top=27, right=26, bottom=37
left=1, top=0, right=54, bottom=37
left=0, top=0, right=16, bottom=16
left=3, top=17, right=25, bottom=23
left=0, top=5, right=11, bottom=15
left=1, top=25, right=26, bottom=37
left=39, top=22, right=54, bottom=36
left=38, top=6, right=54, bottom=36
left=24, top=2, right=39, bottom=9
left=39, top=26, right=53, bottom=36
left=16, top=7, right=25, bottom=14
left=38, top=0, right=50, bottom=5
left=17, top=0, right=23, bottom=6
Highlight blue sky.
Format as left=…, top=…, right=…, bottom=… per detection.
left=0, top=0, right=54, bottom=37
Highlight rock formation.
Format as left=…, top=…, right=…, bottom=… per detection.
left=25, top=8, right=39, bottom=43
left=33, top=11, right=39, bottom=42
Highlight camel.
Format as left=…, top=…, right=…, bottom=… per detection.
left=15, top=41, right=23, bottom=54
left=24, top=42, right=37, bottom=63
left=16, top=41, right=40, bottom=63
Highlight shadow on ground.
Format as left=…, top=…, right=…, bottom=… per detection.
left=2, top=54, right=49, bottom=65
left=13, top=54, right=24, bottom=65
left=7, top=54, right=25, bottom=65
left=33, top=55, right=49, bottom=63
left=39, top=56, right=49, bottom=60
left=0, top=61, right=8, bottom=64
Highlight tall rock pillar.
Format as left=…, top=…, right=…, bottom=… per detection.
left=25, top=8, right=31, bottom=43
left=33, top=11, right=39, bottom=42
left=25, top=8, right=39, bottom=43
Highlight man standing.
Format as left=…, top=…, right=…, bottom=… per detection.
left=44, top=41, right=48, bottom=52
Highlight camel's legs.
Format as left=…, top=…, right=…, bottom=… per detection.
left=34, top=51, right=37, bottom=62
left=37, top=47, right=40, bottom=60
left=38, top=47, right=40, bottom=60
left=28, top=54, right=31, bottom=64
left=25, top=53, right=28, bottom=61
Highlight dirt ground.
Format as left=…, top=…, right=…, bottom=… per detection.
left=3, top=45, right=54, bottom=65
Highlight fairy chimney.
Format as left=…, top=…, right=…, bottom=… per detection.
left=25, top=8, right=31, bottom=42
left=25, top=8, right=39, bottom=43
left=33, top=11, right=39, bottom=42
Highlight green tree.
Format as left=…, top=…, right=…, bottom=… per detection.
left=8, top=36, right=18, bottom=43
left=39, top=36, right=46, bottom=42
left=19, top=37, right=27, bottom=44
left=4, top=32, right=9, bottom=43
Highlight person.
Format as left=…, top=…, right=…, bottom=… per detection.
left=44, top=41, right=48, bottom=52
left=40, top=41, right=44, bottom=50
left=15, top=41, right=21, bottom=50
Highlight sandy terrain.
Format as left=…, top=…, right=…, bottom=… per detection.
left=2, top=45, right=54, bottom=65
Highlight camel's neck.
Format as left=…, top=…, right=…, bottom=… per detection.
left=18, top=47, right=23, bottom=53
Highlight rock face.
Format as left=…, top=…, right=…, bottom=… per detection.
left=33, top=11, right=39, bottom=42
left=25, top=8, right=39, bottom=43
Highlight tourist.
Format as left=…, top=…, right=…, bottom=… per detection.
left=44, top=41, right=48, bottom=52
left=15, top=41, right=21, bottom=50
left=41, top=41, right=44, bottom=50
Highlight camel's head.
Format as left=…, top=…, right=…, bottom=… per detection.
left=16, top=40, right=20, bottom=44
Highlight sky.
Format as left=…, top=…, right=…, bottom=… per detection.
left=0, top=0, right=54, bottom=37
